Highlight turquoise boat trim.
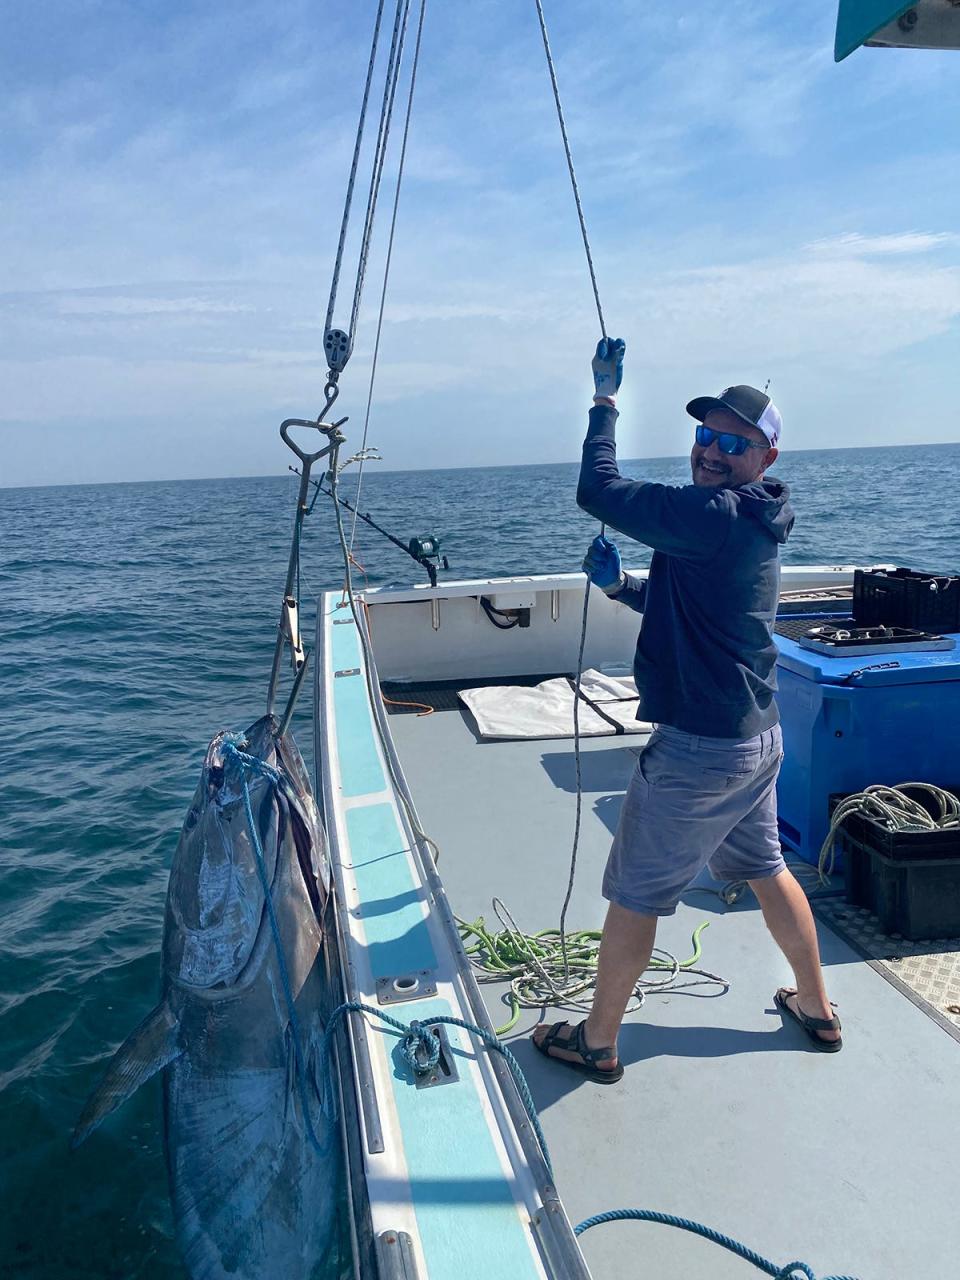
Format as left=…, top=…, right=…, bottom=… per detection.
left=330, top=611, right=387, bottom=797
left=323, top=600, right=550, bottom=1277
left=385, top=995, right=544, bottom=1279
left=345, top=803, right=437, bottom=978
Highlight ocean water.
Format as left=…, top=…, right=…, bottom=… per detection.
left=1, top=442, right=959, bottom=1278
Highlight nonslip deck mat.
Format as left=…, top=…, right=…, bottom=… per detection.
left=458, top=669, right=652, bottom=740
left=813, top=898, right=960, bottom=1041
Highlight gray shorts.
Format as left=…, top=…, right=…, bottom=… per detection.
left=602, top=722, right=785, bottom=917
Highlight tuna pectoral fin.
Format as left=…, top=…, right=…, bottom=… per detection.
left=71, top=1002, right=182, bottom=1148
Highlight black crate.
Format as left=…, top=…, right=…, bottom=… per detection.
left=853, top=567, right=960, bottom=632
left=829, top=786, right=960, bottom=862
left=838, top=828, right=960, bottom=940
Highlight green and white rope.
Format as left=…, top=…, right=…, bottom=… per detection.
left=457, top=897, right=728, bottom=1035
left=818, top=782, right=960, bottom=880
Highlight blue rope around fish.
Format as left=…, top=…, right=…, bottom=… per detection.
left=226, top=740, right=858, bottom=1280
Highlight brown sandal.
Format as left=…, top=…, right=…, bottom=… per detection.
left=533, top=1019, right=624, bottom=1082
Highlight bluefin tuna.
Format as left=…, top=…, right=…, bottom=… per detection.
left=73, top=715, right=339, bottom=1279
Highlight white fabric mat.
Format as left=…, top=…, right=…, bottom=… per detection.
left=457, top=669, right=653, bottom=741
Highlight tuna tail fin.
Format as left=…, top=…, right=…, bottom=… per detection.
left=71, top=1001, right=182, bottom=1148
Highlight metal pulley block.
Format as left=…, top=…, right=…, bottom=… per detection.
left=323, top=328, right=352, bottom=373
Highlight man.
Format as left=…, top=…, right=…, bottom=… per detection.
left=533, top=340, right=841, bottom=1082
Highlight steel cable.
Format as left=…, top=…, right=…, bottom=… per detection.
left=350, top=0, right=428, bottom=556
left=347, top=0, right=411, bottom=354
left=324, top=0, right=388, bottom=338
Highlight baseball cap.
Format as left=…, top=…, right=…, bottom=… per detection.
left=685, top=385, right=782, bottom=447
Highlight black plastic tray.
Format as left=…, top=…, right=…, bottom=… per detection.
left=853, top=567, right=960, bottom=632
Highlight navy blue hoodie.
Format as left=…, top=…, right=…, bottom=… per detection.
left=577, top=404, right=795, bottom=739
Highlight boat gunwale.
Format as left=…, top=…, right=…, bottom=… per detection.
left=316, top=589, right=592, bottom=1280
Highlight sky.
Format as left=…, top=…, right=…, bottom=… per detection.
left=3, top=0, right=960, bottom=487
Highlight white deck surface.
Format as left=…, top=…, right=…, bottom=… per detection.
left=387, top=698, right=959, bottom=1280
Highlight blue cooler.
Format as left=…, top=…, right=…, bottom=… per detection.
left=774, top=634, right=960, bottom=865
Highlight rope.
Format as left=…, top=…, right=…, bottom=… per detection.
left=314, top=1001, right=856, bottom=1277
left=532, top=0, right=607, bottom=340
left=381, top=692, right=435, bottom=716
left=458, top=905, right=726, bottom=1035
left=317, top=999, right=551, bottom=1175
left=818, top=782, right=960, bottom=880
left=220, top=740, right=328, bottom=1154
left=350, top=0, right=428, bottom=556
left=573, top=1210, right=859, bottom=1280
left=322, top=0, right=410, bottom=387
left=531, top=0, right=617, bottom=975
left=558, top=576, right=593, bottom=980
left=324, top=0, right=388, bottom=338
left=347, top=0, right=411, bottom=355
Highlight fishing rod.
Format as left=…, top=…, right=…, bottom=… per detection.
left=291, top=464, right=448, bottom=587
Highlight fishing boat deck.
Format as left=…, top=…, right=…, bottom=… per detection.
left=385, top=688, right=959, bottom=1280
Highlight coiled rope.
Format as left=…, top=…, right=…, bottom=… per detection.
left=818, top=781, right=960, bottom=880
left=457, top=899, right=727, bottom=1035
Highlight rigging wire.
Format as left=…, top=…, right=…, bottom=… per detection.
left=531, top=0, right=612, bottom=986
left=350, top=0, right=428, bottom=556
left=278, top=0, right=416, bottom=725
left=324, top=0, right=388, bottom=339
left=532, top=0, right=608, bottom=341
left=345, top=0, right=411, bottom=364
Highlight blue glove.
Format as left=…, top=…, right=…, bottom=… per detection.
left=582, top=535, right=622, bottom=590
left=592, top=337, right=625, bottom=398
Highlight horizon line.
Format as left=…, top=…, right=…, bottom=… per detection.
left=2, top=437, right=958, bottom=494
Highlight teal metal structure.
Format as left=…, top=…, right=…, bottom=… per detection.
left=836, top=0, right=960, bottom=60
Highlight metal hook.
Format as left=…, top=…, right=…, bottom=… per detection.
left=321, top=379, right=340, bottom=419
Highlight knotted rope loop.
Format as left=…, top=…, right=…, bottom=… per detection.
left=401, top=1019, right=441, bottom=1074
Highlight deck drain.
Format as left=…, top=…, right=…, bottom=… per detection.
left=376, top=968, right=438, bottom=1006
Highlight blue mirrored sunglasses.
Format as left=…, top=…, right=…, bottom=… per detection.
left=695, top=424, right=769, bottom=456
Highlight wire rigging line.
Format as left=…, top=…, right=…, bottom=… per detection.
left=532, top=0, right=608, bottom=341
left=558, top=580, right=592, bottom=977
left=531, top=0, right=614, bottom=985
left=347, top=0, right=412, bottom=355
left=324, top=0, right=388, bottom=339
left=350, top=0, right=428, bottom=556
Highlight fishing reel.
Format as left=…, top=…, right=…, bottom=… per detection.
left=408, top=535, right=448, bottom=588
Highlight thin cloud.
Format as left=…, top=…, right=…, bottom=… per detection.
left=57, top=296, right=255, bottom=318
left=806, top=232, right=959, bottom=257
